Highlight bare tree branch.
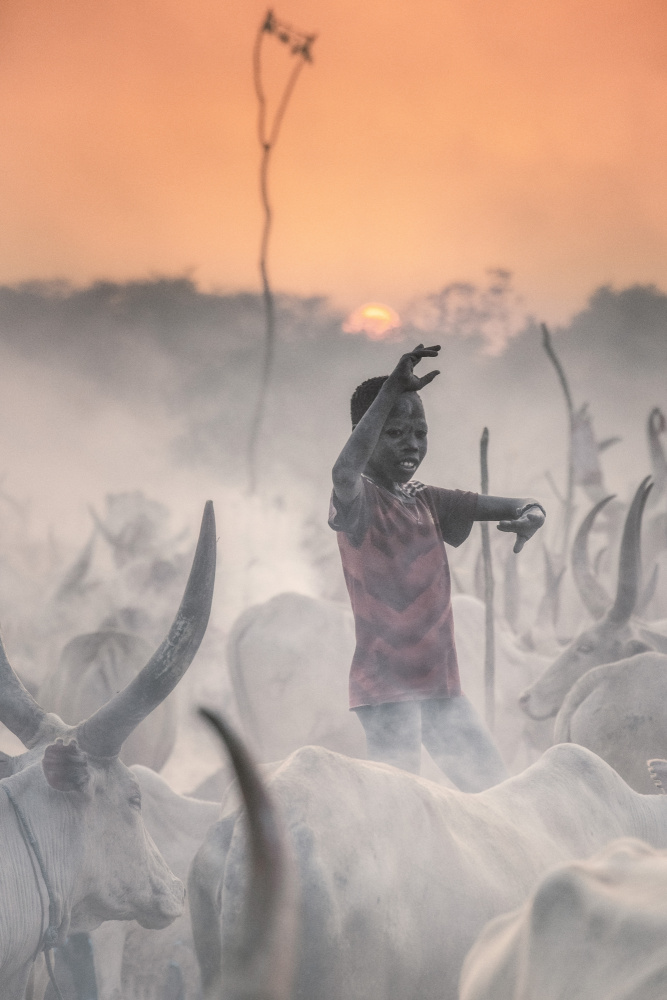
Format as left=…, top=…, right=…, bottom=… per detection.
left=247, top=11, right=316, bottom=493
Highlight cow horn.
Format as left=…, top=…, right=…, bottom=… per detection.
left=606, top=478, right=653, bottom=624
left=199, top=708, right=295, bottom=1000
left=534, top=547, right=565, bottom=630
left=570, top=494, right=615, bottom=620
left=636, top=562, right=659, bottom=618
left=648, top=407, right=667, bottom=498
left=76, top=501, right=216, bottom=758
left=0, top=637, right=49, bottom=747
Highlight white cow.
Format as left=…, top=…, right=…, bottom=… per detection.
left=189, top=741, right=667, bottom=1000
left=521, top=478, right=667, bottom=722
left=552, top=651, right=667, bottom=794
left=459, top=835, right=667, bottom=1000
left=226, top=591, right=364, bottom=761
left=0, top=501, right=215, bottom=1000
left=87, top=766, right=220, bottom=1000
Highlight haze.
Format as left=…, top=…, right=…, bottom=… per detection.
left=2, top=0, right=667, bottom=319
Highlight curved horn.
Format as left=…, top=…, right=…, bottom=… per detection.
left=0, top=635, right=48, bottom=747
left=648, top=408, right=667, bottom=497
left=606, top=477, right=653, bottom=624
left=636, top=561, right=659, bottom=618
left=199, top=708, right=295, bottom=1000
left=535, top=546, right=565, bottom=630
left=76, top=501, right=216, bottom=758
left=570, top=494, right=615, bottom=620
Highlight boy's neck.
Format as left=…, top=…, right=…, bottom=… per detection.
left=364, top=471, right=412, bottom=499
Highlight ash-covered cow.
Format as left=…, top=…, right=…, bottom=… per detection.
left=520, top=478, right=667, bottom=722
left=88, top=766, right=219, bottom=1000
left=518, top=479, right=667, bottom=792
left=553, top=651, right=667, bottom=793
left=0, top=501, right=215, bottom=1000
left=189, top=741, right=667, bottom=1000
left=460, top=831, right=667, bottom=1000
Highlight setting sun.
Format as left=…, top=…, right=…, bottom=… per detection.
left=343, top=303, right=401, bottom=340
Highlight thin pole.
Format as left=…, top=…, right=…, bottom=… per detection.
left=541, top=322, right=575, bottom=562
left=480, top=427, right=495, bottom=732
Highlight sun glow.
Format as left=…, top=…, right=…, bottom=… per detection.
left=343, top=302, right=401, bottom=340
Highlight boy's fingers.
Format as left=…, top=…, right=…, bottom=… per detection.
left=409, top=344, right=440, bottom=358
left=416, top=370, right=440, bottom=388
left=513, top=537, right=525, bottom=554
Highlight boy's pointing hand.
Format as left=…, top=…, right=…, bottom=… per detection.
left=387, top=344, right=441, bottom=394
left=497, top=504, right=546, bottom=554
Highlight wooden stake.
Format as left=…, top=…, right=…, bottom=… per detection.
left=480, top=427, right=495, bottom=732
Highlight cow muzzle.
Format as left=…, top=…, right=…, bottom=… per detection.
left=136, top=873, right=185, bottom=930
left=518, top=690, right=557, bottom=721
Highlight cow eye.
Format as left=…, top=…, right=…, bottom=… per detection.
left=577, top=641, right=594, bottom=654
left=129, top=791, right=142, bottom=810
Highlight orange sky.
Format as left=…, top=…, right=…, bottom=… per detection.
left=1, top=0, right=666, bottom=322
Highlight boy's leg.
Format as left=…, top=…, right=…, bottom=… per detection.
left=354, top=702, right=422, bottom=773
left=421, top=695, right=509, bottom=791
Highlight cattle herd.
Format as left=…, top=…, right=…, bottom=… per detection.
left=0, top=407, right=666, bottom=999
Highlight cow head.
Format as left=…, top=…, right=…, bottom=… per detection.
left=0, top=501, right=216, bottom=937
left=519, top=480, right=654, bottom=720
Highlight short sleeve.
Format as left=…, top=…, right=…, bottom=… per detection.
left=328, top=488, right=370, bottom=547
left=425, top=487, right=479, bottom=547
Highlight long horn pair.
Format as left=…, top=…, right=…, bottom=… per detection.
left=606, top=477, right=653, bottom=624
left=75, top=501, right=216, bottom=758
left=571, top=494, right=616, bottom=620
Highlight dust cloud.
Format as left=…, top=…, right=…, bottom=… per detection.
left=0, top=274, right=664, bottom=790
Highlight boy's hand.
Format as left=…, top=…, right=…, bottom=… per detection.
left=497, top=505, right=545, bottom=554
left=386, top=344, right=441, bottom=394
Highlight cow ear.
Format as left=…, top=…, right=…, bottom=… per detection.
left=0, top=751, right=14, bottom=780
left=648, top=759, right=667, bottom=794
left=42, top=739, right=90, bottom=792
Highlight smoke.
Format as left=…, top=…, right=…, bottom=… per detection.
left=0, top=274, right=664, bottom=787
left=0, top=273, right=664, bottom=564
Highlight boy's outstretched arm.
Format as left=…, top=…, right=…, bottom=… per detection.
left=332, top=344, right=440, bottom=504
left=475, top=495, right=546, bottom=554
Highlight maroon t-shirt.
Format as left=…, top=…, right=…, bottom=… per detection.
left=329, top=476, right=478, bottom=708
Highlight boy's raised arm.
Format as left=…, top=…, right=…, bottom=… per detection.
left=332, top=344, right=440, bottom=504
left=475, top=494, right=546, bottom=554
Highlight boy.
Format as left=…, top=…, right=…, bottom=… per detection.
left=329, top=343, right=546, bottom=791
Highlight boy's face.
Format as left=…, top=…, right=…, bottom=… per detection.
left=365, top=392, right=428, bottom=486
